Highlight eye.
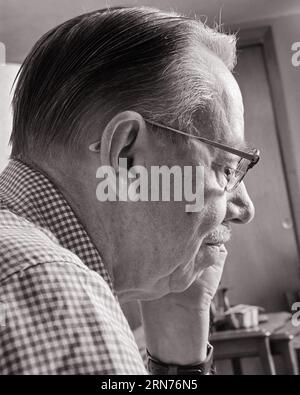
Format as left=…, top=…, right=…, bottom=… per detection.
left=223, top=166, right=235, bottom=181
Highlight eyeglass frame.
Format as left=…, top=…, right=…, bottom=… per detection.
left=144, top=119, right=260, bottom=192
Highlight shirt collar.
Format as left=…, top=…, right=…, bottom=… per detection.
left=0, top=160, right=115, bottom=294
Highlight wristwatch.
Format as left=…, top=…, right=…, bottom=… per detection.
left=147, top=343, right=214, bottom=375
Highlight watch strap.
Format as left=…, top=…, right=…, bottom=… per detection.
left=147, top=343, right=214, bottom=375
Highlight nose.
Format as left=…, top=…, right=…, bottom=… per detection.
left=225, top=182, right=255, bottom=224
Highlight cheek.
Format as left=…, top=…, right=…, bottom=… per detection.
left=164, top=187, right=227, bottom=253
left=196, top=190, right=228, bottom=236
left=203, top=168, right=227, bottom=220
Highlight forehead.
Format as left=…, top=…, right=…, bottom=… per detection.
left=195, top=57, right=247, bottom=162
left=213, top=60, right=244, bottom=140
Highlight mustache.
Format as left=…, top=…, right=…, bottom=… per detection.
left=203, top=223, right=232, bottom=244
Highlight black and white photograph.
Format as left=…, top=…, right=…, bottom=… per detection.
left=1, top=0, right=300, bottom=379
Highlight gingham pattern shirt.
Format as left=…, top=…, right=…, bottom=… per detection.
left=0, top=160, right=147, bottom=374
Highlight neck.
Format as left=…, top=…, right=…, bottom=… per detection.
left=32, top=159, right=118, bottom=284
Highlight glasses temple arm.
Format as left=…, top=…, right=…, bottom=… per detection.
left=145, top=119, right=259, bottom=163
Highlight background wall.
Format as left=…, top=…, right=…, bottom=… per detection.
left=1, top=0, right=300, bottom=62
left=0, top=63, right=19, bottom=172
left=239, top=13, right=300, bottom=221
left=0, top=0, right=300, bottom=60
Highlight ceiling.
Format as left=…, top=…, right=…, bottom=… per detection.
left=1, top=0, right=300, bottom=63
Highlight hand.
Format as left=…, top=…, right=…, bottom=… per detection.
left=177, top=250, right=226, bottom=311
left=140, top=248, right=226, bottom=365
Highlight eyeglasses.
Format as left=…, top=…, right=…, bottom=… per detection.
left=144, top=119, right=260, bottom=193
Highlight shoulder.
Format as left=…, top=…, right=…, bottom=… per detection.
left=0, top=208, right=88, bottom=282
left=0, top=210, right=146, bottom=374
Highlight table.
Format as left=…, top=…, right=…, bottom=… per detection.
left=259, top=311, right=300, bottom=374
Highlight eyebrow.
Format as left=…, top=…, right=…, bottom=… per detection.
left=197, top=133, right=251, bottom=161
left=213, top=137, right=250, bottom=164
left=229, top=138, right=250, bottom=152
left=215, top=150, right=241, bottom=167
left=213, top=125, right=251, bottom=152
left=220, top=138, right=250, bottom=155
left=213, top=128, right=252, bottom=153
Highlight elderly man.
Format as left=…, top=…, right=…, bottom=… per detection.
left=0, top=7, right=258, bottom=374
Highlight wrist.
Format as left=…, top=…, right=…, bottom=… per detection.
left=143, top=308, right=210, bottom=365
left=147, top=343, right=214, bottom=375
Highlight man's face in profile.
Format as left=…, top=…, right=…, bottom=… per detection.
left=113, top=59, right=255, bottom=301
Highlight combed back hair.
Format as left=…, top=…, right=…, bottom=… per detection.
left=10, top=6, right=237, bottom=160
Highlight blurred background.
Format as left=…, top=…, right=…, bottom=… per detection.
left=1, top=0, right=300, bottom=374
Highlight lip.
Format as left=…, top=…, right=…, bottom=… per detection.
left=205, top=242, right=224, bottom=247
left=204, top=242, right=227, bottom=253
left=204, top=240, right=227, bottom=247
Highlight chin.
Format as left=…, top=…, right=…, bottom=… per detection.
left=118, top=278, right=175, bottom=302
left=196, top=243, right=228, bottom=269
left=167, top=262, right=200, bottom=293
left=138, top=271, right=196, bottom=300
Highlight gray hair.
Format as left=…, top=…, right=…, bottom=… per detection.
left=10, top=6, right=237, bottom=159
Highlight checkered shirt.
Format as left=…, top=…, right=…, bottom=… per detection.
left=0, top=160, right=147, bottom=374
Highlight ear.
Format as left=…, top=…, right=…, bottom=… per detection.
left=100, top=111, right=147, bottom=171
